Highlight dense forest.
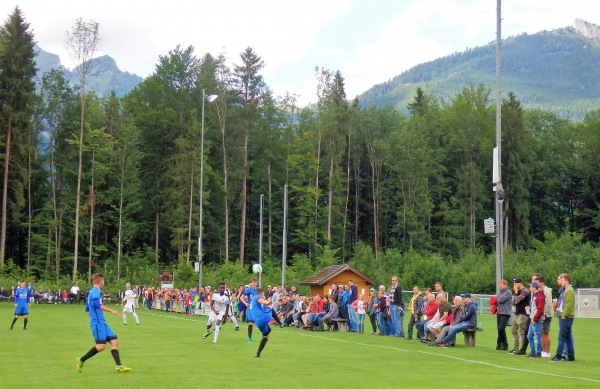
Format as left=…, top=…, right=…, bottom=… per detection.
left=2, top=8, right=600, bottom=293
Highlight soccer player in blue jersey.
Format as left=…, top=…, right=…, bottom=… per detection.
left=249, top=288, right=273, bottom=357
left=240, top=278, right=258, bottom=343
left=76, top=273, right=131, bottom=373
left=10, top=281, right=30, bottom=330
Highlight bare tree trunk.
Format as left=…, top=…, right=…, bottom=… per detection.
left=216, top=102, right=229, bottom=263
left=0, top=118, right=12, bottom=265
left=87, top=150, right=96, bottom=283
left=155, top=188, right=160, bottom=267
left=268, top=162, right=272, bottom=257
left=27, top=127, right=32, bottom=276
left=117, top=146, right=126, bottom=281
left=186, top=163, right=194, bottom=262
left=342, top=124, right=352, bottom=262
left=239, top=129, right=249, bottom=267
left=327, top=149, right=334, bottom=242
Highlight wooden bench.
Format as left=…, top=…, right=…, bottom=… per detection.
left=463, top=329, right=477, bottom=347
left=332, top=318, right=348, bottom=333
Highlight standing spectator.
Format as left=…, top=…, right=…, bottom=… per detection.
left=509, top=278, right=530, bottom=355
left=388, top=276, right=405, bottom=337
left=376, top=289, right=390, bottom=336
left=550, top=273, right=575, bottom=362
left=272, top=285, right=282, bottom=314
left=351, top=294, right=368, bottom=334
left=115, top=290, right=123, bottom=305
left=366, top=288, right=378, bottom=335
left=70, top=283, right=80, bottom=304
left=338, top=285, right=349, bottom=321
left=527, top=281, right=545, bottom=358
left=495, top=279, right=512, bottom=351
left=533, top=274, right=554, bottom=357
left=346, top=280, right=359, bottom=332
left=26, top=282, right=35, bottom=304
left=406, top=285, right=424, bottom=340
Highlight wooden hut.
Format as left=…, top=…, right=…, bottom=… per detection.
left=300, top=264, right=377, bottom=298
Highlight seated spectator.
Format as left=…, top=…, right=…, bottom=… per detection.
left=62, top=289, right=69, bottom=304
left=54, top=289, right=61, bottom=302
left=322, top=296, right=339, bottom=331
left=103, top=290, right=111, bottom=304
left=294, top=296, right=310, bottom=327
left=45, top=289, right=55, bottom=303
left=304, top=295, right=323, bottom=328
left=36, top=289, right=45, bottom=304
left=81, top=290, right=89, bottom=304
left=427, top=292, right=452, bottom=344
left=278, top=295, right=294, bottom=324
left=437, top=294, right=477, bottom=348
left=313, top=295, right=330, bottom=330
left=0, top=286, right=6, bottom=302
left=417, top=292, right=438, bottom=342
left=283, top=295, right=299, bottom=326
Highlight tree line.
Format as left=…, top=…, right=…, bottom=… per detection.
left=2, top=8, right=600, bottom=290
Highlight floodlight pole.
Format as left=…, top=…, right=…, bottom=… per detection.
left=494, top=0, right=504, bottom=295
left=259, top=194, right=264, bottom=287
left=281, top=184, right=288, bottom=290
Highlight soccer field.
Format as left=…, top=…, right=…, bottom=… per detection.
left=1, top=303, right=598, bottom=388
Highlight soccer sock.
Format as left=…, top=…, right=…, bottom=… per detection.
left=248, top=325, right=253, bottom=339
left=122, top=313, right=127, bottom=324
left=213, top=324, right=220, bottom=342
left=256, top=337, right=269, bottom=356
left=230, top=315, right=239, bottom=327
left=133, top=312, right=139, bottom=324
left=81, top=347, right=99, bottom=362
left=23, top=318, right=28, bottom=329
left=111, top=349, right=122, bottom=366
left=10, top=317, right=17, bottom=329
left=271, top=309, right=282, bottom=325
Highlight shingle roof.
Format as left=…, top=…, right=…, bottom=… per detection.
left=300, top=264, right=376, bottom=286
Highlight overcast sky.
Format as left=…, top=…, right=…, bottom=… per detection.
left=2, top=0, right=598, bottom=105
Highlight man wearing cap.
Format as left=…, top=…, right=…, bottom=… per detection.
left=509, top=278, right=530, bottom=355
left=437, top=293, right=477, bottom=348
left=526, top=281, right=545, bottom=358
left=495, top=279, right=512, bottom=351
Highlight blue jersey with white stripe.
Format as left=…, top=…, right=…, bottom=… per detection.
left=15, top=287, right=28, bottom=308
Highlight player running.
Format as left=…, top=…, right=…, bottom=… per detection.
left=10, top=281, right=30, bottom=330
left=224, top=283, right=240, bottom=331
left=122, top=282, right=140, bottom=325
left=250, top=288, right=274, bottom=357
left=76, top=273, right=131, bottom=373
left=202, top=282, right=230, bottom=344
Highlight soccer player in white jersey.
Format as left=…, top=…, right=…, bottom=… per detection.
left=121, top=282, right=140, bottom=325
left=202, top=282, right=230, bottom=344
left=224, top=284, right=240, bottom=331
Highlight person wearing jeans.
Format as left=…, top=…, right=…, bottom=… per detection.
left=526, top=281, right=545, bottom=358
left=388, top=276, right=405, bottom=337
left=551, top=273, right=575, bottom=362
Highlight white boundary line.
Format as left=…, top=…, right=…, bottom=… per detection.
left=137, top=311, right=600, bottom=384
left=287, top=331, right=600, bottom=384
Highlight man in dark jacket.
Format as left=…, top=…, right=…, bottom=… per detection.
left=437, top=293, right=477, bottom=348
left=495, top=279, right=513, bottom=350
left=509, top=278, right=530, bottom=355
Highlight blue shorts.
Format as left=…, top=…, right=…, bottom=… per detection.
left=247, top=310, right=255, bottom=323
left=255, top=319, right=270, bottom=336
left=91, top=322, right=118, bottom=344
left=14, top=307, right=28, bottom=316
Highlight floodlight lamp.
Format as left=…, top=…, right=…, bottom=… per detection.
left=206, top=94, right=218, bottom=102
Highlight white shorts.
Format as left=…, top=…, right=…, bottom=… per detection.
left=427, top=320, right=445, bottom=331
left=123, top=304, right=136, bottom=313
left=207, top=310, right=226, bottom=325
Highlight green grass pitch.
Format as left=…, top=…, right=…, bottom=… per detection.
left=1, top=303, right=599, bottom=388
